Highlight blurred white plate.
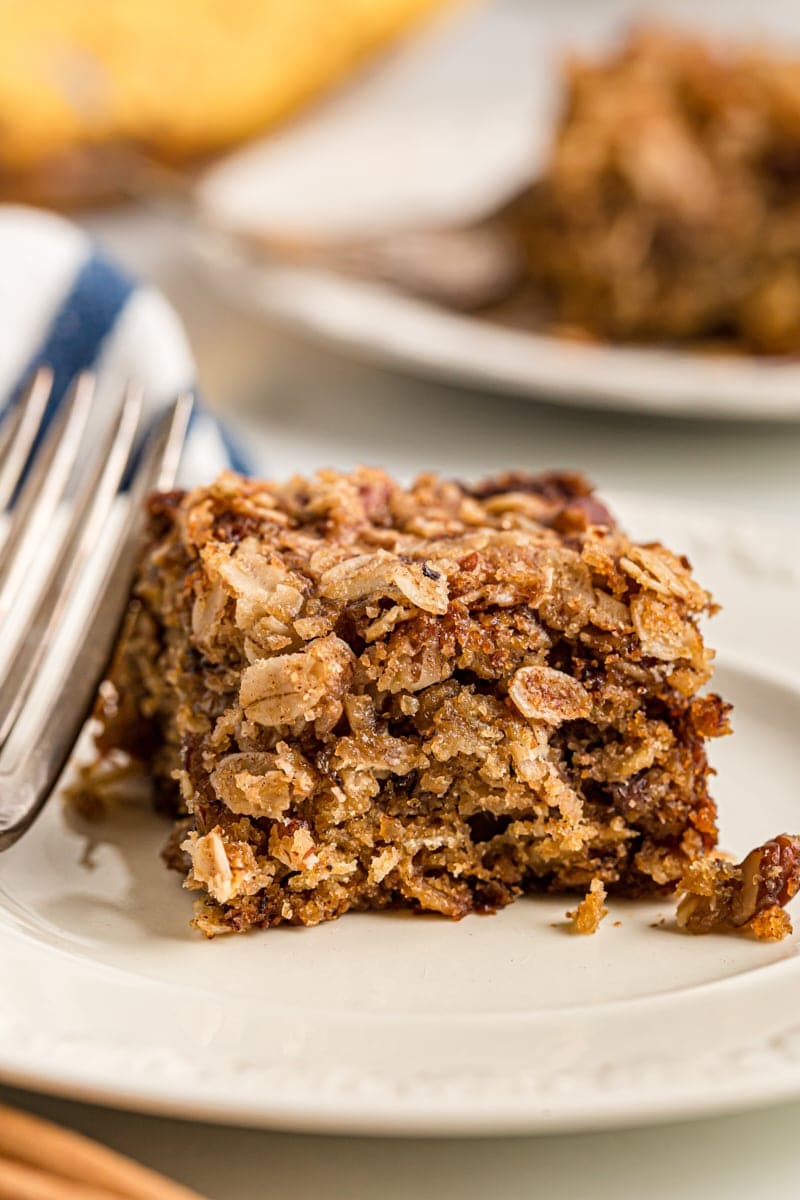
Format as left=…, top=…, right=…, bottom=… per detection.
left=2, top=494, right=800, bottom=1135
left=195, top=0, right=800, bottom=419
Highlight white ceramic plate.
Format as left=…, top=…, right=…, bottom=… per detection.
left=1, top=494, right=800, bottom=1135
left=195, top=0, right=800, bottom=419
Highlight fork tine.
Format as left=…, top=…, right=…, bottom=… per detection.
left=0, top=383, right=145, bottom=745
left=0, top=367, right=53, bottom=512
left=0, top=392, right=193, bottom=849
left=0, top=392, right=26, bottom=469
left=0, top=372, right=95, bottom=625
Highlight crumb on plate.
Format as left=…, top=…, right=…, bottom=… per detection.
left=567, top=878, right=608, bottom=935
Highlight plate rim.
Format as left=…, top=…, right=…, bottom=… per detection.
left=4, top=912, right=800, bottom=1138
left=193, top=240, right=800, bottom=423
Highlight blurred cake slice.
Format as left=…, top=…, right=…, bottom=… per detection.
left=519, top=26, right=800, bottom=353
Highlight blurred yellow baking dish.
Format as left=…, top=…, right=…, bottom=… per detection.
left=0, top=0, right=451, bottom=172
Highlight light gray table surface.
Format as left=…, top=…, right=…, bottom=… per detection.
left=4, top=207, right=800, bottom=1199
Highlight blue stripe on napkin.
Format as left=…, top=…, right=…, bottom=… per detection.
left=13, top=254, right=136, bottom=436
left=216, top=416, right=253, bottom=476
left=1, top=206, right=256, bottom=487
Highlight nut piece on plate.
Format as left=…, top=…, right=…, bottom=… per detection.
left=676, top=835, right=800, bottom=940
left=87, top=466, right=730, bottom=937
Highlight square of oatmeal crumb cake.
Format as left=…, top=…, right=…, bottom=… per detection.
left=84, top=467, right=733, bottom=936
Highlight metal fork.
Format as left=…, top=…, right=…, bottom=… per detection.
left=0, top=369, right=193, bottom=850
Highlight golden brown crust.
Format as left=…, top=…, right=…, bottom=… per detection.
left=0, top=0, right=447, bottom=186
left=97, top=467, right=728, bottom=935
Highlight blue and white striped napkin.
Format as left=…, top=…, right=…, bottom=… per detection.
left=0, top=204, right=251, bottom=484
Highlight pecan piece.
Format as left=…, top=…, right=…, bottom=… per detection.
left=676, top=834, right=800, bottom=940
